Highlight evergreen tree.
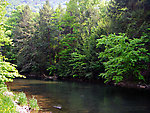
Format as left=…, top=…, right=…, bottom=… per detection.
left=35, top=0, right=60, bottom=75
left=11, top=5, right=36, bottom=73
left=57, top=0, right=105, bottom=79
left=108, top=0, right=150, bottom=37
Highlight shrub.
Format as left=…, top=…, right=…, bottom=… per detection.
left=97, top=33, right=150, bottom=83
left=0, top=85, right=16, bottom=113
left=29, top=97, right=39, bottom=110
left=18, top=92, right=27, bottom=106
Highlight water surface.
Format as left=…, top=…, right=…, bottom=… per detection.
left=8, top=79, right=150, bottom=113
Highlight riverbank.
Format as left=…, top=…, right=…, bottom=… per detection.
left=0, top=84, right=39, bottom=113
left=24, top=73, right=150, bottom=91
left=115, top=81, right=150, bottom=90
left=61, top=77, right=150, bottom=91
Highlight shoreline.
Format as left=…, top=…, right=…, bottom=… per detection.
left=19, top=74, right=150, bottom=91
left=2, top=84, right=39, bottom=113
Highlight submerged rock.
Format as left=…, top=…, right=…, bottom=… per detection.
left=53, top=105, right=62, bottom=110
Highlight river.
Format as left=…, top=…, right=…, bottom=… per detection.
left=7, top=79, right=150, bottom=113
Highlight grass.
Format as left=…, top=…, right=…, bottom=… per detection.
left=18, top=92, right=28, bottom=106
left=0, top=83, right=40, bottom=112
left=29, top=96, right=39, bottom=110
left=0, top=84, right=17, bottom=113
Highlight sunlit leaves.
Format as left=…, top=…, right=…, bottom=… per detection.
left=97, top=33, right=150, bottom=83
left=0, top=0, right=24, bottom=83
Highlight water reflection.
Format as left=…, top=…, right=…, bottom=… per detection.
left=8, top=79, right=150, bottom=113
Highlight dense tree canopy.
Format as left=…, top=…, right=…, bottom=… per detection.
left=1, top=0, right=150, bottom=84
left=0, top=0, right=23, bottom=83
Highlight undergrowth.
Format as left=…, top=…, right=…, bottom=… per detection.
left=0, top=84, right=39, bottom=113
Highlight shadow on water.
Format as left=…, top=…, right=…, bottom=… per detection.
left=7, top=79, right=150, bottom=113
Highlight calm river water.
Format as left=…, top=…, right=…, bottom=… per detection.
left=8, top=79, right=150, bottom=113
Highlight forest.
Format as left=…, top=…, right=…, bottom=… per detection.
left=1, top=0, right=150, bottom=84
left=0, top=0, right=150, bottom=112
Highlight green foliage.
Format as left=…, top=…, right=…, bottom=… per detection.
left=3, top=0, right=150, bottom=83
left=47, top=65, right=56, bottom=76
left=29, top=97, right=39, bottom=110
left=69, top=52, right=86, bottom=77
left=7, top=5, right=40, bottom=73
left=57, top=0, right=105, bottom=79
left=0, top=0, right=8, bottom=21
left=0, top=2, right=39, bottom=113
left=57, top=36, right=76, bottom=77
left=0, top=56, right=23, bottom=83
left=0, top=85, right=39, bottom=113
left=0, top=84, right=7, bottom=93
left=13, top=93, right=19, bottom=101
left=0, top=85, right=17, bottom=113
left=18, top=92, right=27, bottom=106
left=97, top=33, right=150, bottom=83
left=108, top=0, right=150, bottom=37
left=0, top=93, right=16, bottom=113
left=0, top=0, right=24, bottom=83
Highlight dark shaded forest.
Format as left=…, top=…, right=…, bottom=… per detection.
left=1, top=0, right=150, bottom=84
